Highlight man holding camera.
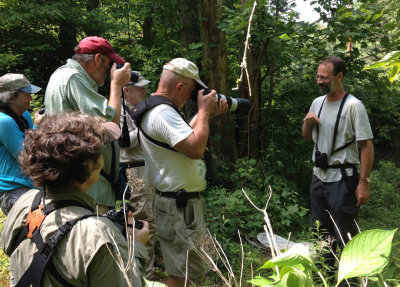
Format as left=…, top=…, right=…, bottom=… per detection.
left=136, top=58, right=228, bottom=287
left=44, top=36, right=131, bottom=213
left=302, top=56, right=374, bottom=272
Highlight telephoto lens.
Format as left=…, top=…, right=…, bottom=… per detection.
left=191, top=88, right=250, bottom=116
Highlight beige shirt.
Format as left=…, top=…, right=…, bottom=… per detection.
left=0, top=188, right=147, bottom=287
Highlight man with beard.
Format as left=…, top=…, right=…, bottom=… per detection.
left=45, top=36, right=131, bottom=213
left=302, top=56, right=374, bottom=280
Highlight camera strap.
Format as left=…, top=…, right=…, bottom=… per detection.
left=119, top=97, right=131, bottom=148
left=0, top=103, right=29, bottom=133
left=315, top=93, right=353, bottom=156
left=13, top=188, right=96, bottom=287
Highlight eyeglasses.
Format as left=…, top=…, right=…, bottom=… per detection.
left=315, top=75, right=331, bottom=81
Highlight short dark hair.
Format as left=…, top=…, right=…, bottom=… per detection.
left=320, top=56, right=346, bottom=78
left=19, top=112, right=106, bottom=188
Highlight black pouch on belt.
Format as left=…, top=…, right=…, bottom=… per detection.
left=176, top=189, right=188, bottom=208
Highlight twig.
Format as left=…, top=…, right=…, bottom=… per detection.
left=238, top=230, right=244, bottom=287
left=234, top=0, right=257, bottom=97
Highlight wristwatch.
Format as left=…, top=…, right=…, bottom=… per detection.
left=359, top=177, right=370, bottom=184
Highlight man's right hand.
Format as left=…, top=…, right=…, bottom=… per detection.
left=110, top=62, right=131, bottom=89
left=302, top=112, right=319, bottom=140
left=303, top=112, right=319, bottom=125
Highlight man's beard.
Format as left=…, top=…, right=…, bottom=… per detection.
left=319, top=84, right=330, bottom=94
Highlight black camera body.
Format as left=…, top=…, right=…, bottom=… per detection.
left=106, top=203, right=143, bottom=237
left=38, top=106, right=45, bottom=115
left=116, top=63, right=140, bottom=84
left=191, top=87, right=250, bottom=116
left=314, top=150, right=328, bottom=169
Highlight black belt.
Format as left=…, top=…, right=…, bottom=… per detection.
left=121, top=161, right=145, bottom=168
left=156, top=190, right=200, bottom=199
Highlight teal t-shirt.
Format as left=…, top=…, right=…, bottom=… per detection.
left=0, top=110, right=35, bottom=191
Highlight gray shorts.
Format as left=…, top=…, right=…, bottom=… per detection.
left=0, top=186, right=30, bottom=215
left=153, top=193, right=210, bottom=279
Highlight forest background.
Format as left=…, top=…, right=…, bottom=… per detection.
left=0, top=0, right=400, bottom=285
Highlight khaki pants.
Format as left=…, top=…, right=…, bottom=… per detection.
left=126, top=166, right=156, bottom=278
left=153, top=193, right=210, bottom=280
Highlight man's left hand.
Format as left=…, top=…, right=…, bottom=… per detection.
left=213, top=98, right=228, bottom=115
left=356, top=180, right=370, bottom=206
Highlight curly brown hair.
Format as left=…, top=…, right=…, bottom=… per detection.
left=19, top=112, right=107, bottom=188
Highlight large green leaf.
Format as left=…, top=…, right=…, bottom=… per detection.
left=248, top=275, right=275, bottom=286
left=337, top=229, right=397, bottom=284
left=280, top=266, right=313, bottom=287
left=389, top=64, right=400, bottom=83
left=259, top=244, right=315, bottom=271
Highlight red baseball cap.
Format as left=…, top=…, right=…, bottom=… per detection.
left=75, top=36, right=126, bottom=64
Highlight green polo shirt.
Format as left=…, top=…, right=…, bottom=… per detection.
left=44, top=59, right=118, bottom=206
left=0, top=188, right=147, bottom=286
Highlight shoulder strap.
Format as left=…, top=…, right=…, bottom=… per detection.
left=130, top=95, right=185, bottom=126
left=131, top=95, right=187, bottom=152
left=331, top=93, right=351, bottom=155
left=119, top=98, right=131, bottom=148
left=14, top=190, right=95, bottom=287
left=16, top=213, right=95, bottom=287
left=315, top=96, right=327, bottom=152
left=315, top=93, right=354, bottom=156
left=0, top=103, right=29, bottom=133
left=11, top=190, right=94, bottom=255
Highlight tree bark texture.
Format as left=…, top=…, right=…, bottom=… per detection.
left=200, top=0, right=238, bottom=160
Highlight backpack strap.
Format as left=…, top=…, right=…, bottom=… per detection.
left=131, top=95, right=188, bottom=152
left=14, top=190, right=96, bottom=287
left=16, top=213, right=95, bottom=287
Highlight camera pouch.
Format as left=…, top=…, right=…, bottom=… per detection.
left=176, top=189, right=189, bottom=208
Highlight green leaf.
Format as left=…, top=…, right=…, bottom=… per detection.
left=279, top=33, right=291, bottom=40
left=338, top=11, right=353, bottom=21
left=363, top=61, right=390, bottom=70
left=280, top=266, right=312, bottom=287
left=259, top=244, right=315, bottom=271
left=248, top=275, right=274, bottom=286
left=337, top=229, right=397, bottom=284
left=389, top=64, right=400, bottom=83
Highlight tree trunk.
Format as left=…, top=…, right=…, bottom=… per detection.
left=200, top=0, right=238, bottom=160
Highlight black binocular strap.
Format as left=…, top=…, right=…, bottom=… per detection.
left=315, top=96, right=327, bottom=152
left=0, top=104, right=29, bottom=133
left=315, top=93, right=353, bottom=156
left=16, top=214, right=95, bottom=287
